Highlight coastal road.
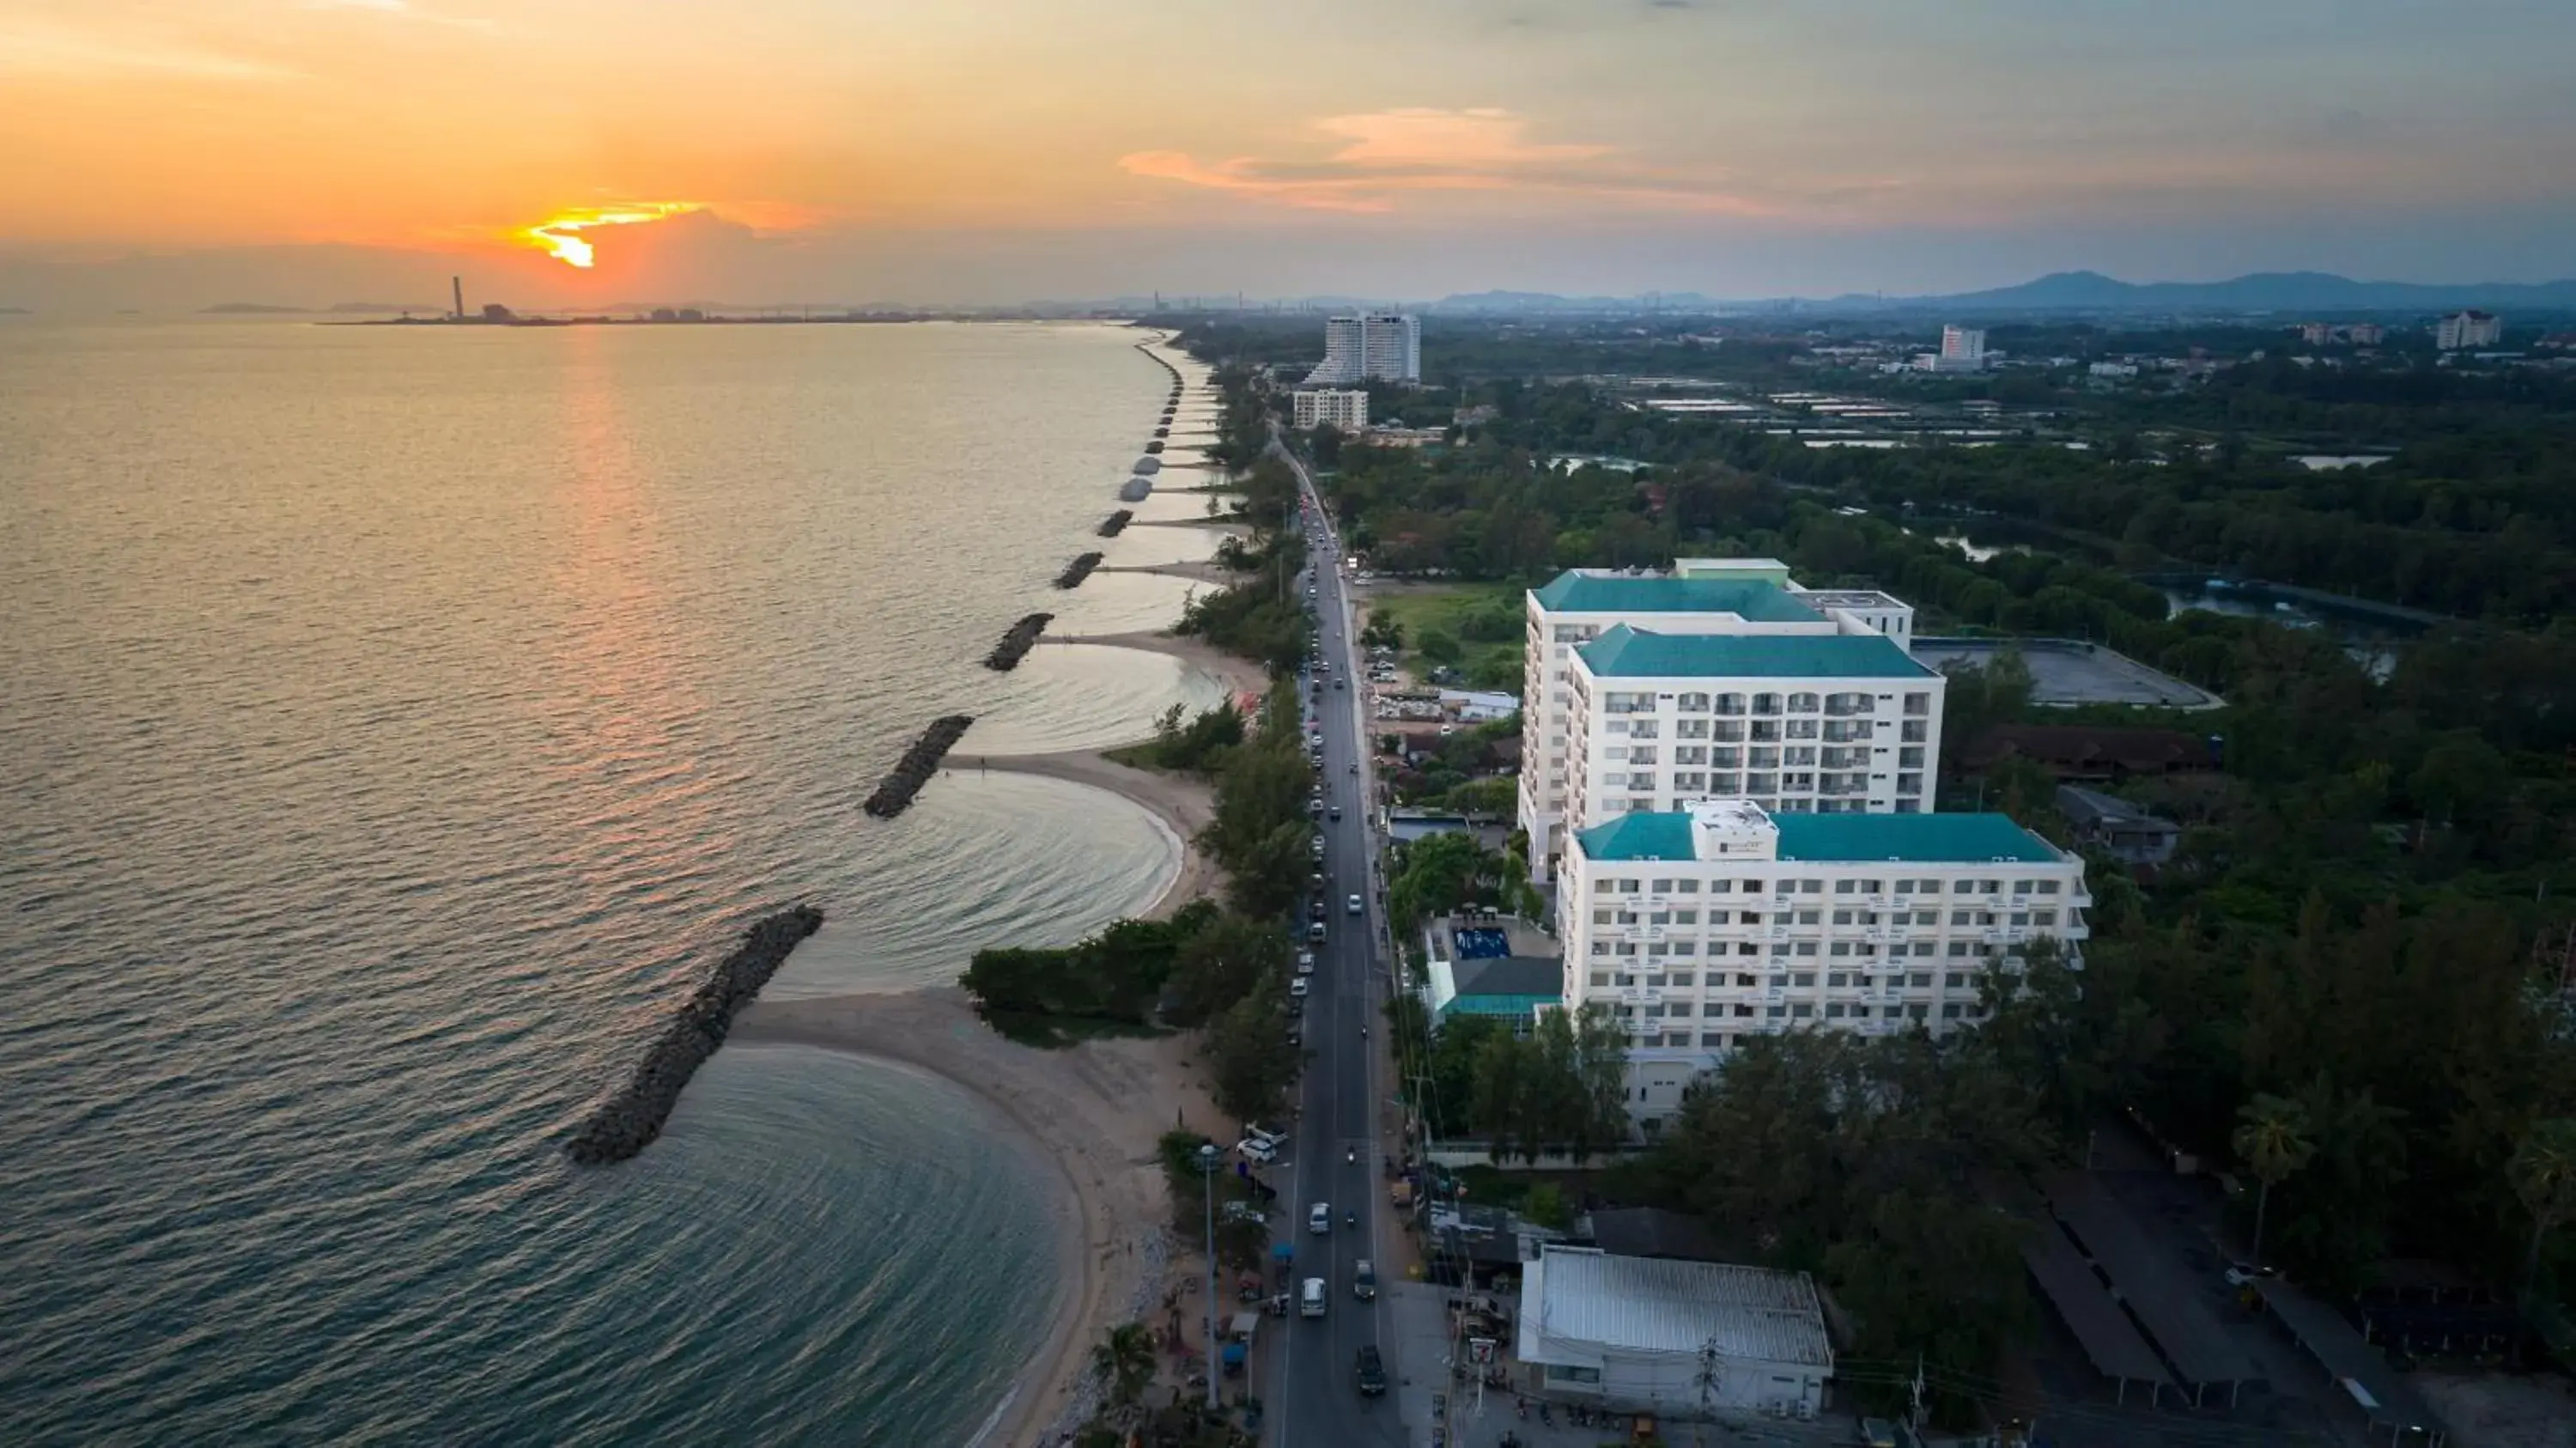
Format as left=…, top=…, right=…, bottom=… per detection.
left=1273, top=438, right=1406, bottom=1448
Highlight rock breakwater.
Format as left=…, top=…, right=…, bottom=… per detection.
left=1097, top=510, right=1133, bottom=537
left=565, top=904, right=826, bottom=1165
left=1054, top=552, right=1104, bottom=589
left=865, top=713, right=976, bottom=818
left=985, top=612, right=1054, bottom=671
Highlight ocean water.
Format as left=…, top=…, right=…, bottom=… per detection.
left=0, top=318, right=1212, bottom=1445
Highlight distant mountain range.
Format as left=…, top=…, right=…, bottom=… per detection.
left=1428, top=271, right=2576, bottom=317
left=202, top=301, right=443, bottom=314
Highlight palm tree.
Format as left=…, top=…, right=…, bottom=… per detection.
left=2508, top=1118, right=2576, bottom=1299
left=2233, top=1092, right=2316, bottom=1267
left=1091, top=1321, right=1157, bottom=1407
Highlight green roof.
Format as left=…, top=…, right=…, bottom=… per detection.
left=1532, top=572, right=1825, bottom=624
left=1577, top=809, right=2061, bottom=864
left=1577, top=624, right=1933, bottom=679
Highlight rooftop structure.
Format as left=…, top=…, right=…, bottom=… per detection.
left=1579, top=624, right=1931, bottom=680
left=1516, top=1244, right=1832, bottom=1416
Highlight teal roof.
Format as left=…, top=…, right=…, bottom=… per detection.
left=1577, top=810, right=2061, bottom=864
left=1578, top=624, right=1933, bottom=679
left=1574, top=812, right=1698, bottom=861
left=1532, top=573, right=1825, bottom=624
left=1775, top=812, right=2062, bottom=863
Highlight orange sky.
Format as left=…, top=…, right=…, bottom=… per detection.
left=3, top=0, right=2572, bottom=298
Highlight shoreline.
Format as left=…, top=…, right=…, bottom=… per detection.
left=732, top=987, right=1230, bottom=1448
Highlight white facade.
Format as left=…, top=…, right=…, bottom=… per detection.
left=1558, top=798, right=2090, bottom=1129
left=2436, top=311, right=2503, bottom=350
left=1308, top=313, right=1421, bottom=385
left=1517, top=562, right=1923, bottom=879
left=1558, top=624, right=1943, bottom=829
left=1517, top=1244, right=1833, bottom=1417
left=1941, top=325, right=1987, bottom=362
left=1291, top=388, right=1369, bottom=430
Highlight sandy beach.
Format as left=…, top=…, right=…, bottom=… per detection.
left=767, top=626, right=1266, bottom=1444
left=732, top=988, right=1235, bottom=1448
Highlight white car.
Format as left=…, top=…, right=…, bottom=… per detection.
left=1236, top=1138, right=1277, bottom=1164
left=1297, top=951, right=1315, bottom=976
left=1309, top=1202, right=1331, bottom=1236
left=1290, top=977, right=1309, bottom=998
left=1346, top=894, right=1363, bottom=916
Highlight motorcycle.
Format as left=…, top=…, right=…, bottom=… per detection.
left=1344, top=1211, right=1356, bottom=1229
left=1537, top=1402, right=1552, bottom=1427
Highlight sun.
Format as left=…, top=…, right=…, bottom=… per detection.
left=518, top=203, right=701, bottom=268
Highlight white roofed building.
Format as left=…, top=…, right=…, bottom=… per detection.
left=1516, top=1244, right=1833, bottom=1417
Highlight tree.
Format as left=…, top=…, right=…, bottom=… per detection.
left=1091, top=1322, right=1157, bottom=1406
left=1208, top=992, right=1299, bottom=1123
left=1417, top=628, right=1463, bottom=666
left=1163, top=912, right=1289, bottom=1027
left=2233, top=1092, right=2317, bottom=1266
left=2507, top=1118, right=2576, bottom=1298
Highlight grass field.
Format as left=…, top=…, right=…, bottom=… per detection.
left=1359, top=583, right=1524, bottom=691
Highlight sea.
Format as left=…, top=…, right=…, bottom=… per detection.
left=0, top=316, right=1230, bottom=1446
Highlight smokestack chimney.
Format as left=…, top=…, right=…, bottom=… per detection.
left=452, top=276, right=464, bottom=319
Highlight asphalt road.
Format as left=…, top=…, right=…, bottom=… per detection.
left=1271, top=441, right=1406, bottom=1448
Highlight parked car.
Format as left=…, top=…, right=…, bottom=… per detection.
left=1307, top=922, right=1326, bottom=943
left=1236, top=1138, right=1276, bottom=1164
left=1297, top=951, right=1315, bottom=976
left=1289, top=977, right=1309, bottom=999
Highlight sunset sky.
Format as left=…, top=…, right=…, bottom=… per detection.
left=4, top=0, right=2573, bottom=306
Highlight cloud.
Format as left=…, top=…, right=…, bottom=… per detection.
left=1121, top=107, right=1789, bottom=217
left=0, top=21, right=300, bottom=80
left=305, top=0, right=496, bottom=34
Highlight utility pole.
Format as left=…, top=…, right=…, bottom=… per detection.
left=1199, top=1142, right=1222, bottom=1412
left=1907, top=1352, right=1927, bottom=1433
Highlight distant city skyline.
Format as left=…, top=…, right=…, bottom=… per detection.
left=4, top=0, right=2573, bottom=307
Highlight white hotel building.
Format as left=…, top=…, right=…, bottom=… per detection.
left=1306, top=313, right=1422, bottom=385
left=1560, top=798, right=2091, bottom=1131
left=1518, top=561, right=1922, bottom=879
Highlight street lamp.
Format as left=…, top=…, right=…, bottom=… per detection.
left=1198, top=1142, right=1222, bottom=1413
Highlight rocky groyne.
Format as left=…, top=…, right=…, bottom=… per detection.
left=986, top=612, right=1054, bottom=671
left=1097, top=509, right=1133, bottom=537
left=565, top=904, right=826, bottom=1165
left=865, top=713, right=976, bottom=818
left=1054, top=551, right=1104, bottom=589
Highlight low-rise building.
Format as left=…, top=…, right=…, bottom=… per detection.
left=1516, top=1244, right=1832, bottom=1416
left=2057, top=785, right=2181, bottom=866
left=1560, top=798, right=2090, bottom=1129
left=1291, top=388, right=1368, bottom=431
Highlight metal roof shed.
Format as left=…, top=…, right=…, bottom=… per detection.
left=2040, top=1171, right=2263, bottom=1405
left=2253, top=1280, right=2448, bottom=1447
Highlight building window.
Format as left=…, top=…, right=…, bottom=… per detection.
left=1904, top=692, right=1930, bottom=716
left=1589, top=972, right=1610, bottom=988
left=1547, top=1365, right=1603, bottom=1386
left=1826, top=1003, right=1846, bottom=1019
left=1792, top=971, right=1815, bottom=988
left=1790, top=1003, right=1814, bottom=1018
